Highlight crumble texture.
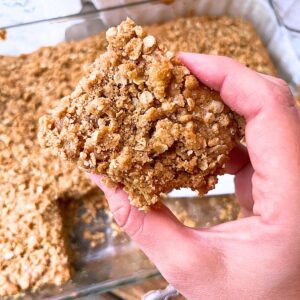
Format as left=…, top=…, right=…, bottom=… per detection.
left=38, top=18, right=242, bottom=209
left=0, top=34, right=107, bottom=296
left=0, top=15, right=275, bottom=296
left=148, top=16, right=276, bottom=75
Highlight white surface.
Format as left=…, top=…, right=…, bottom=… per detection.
left=0, top=0, right=83, bottom=55
left=0, top=0, right=82, bottom=27
left=271, top=0, right=300, bottom=61
left=89, top=0, right=141, bottom=9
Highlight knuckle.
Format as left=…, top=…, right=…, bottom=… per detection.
left=126, top=216, right=145, bottom=239
left=111, top=203, right=131, bottom=228
left=112, top=204, right=145, bottom=239
left=264, top=81, right=293, bottom=107
left=275, top=83, right=292, bottom=99
left=274, top=77, right=288, bottom=87
left=274, top=87, right=294, bottom=107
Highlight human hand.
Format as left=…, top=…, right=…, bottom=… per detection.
left=90, top=54, right=300, bottom=300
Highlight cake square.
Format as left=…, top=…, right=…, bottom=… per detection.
left=39, top=18, right=242, bottom=210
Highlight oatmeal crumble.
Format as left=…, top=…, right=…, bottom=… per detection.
left=0, top=34, right=107, bottom=296
left=148, top=16, right=276, bottom=75
left=39, top=18, right=242, bottom=209
left=0, top=15, right=275, bottom=296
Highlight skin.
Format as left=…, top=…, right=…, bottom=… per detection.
left=89, top=54, right=300, bottom=300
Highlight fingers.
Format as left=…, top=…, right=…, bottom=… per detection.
left=225, top=144, right=254, bottom=217
left=178, top=53, right=296, bottom=120
left=89, top=174, right=198, bottom=263
left=259, top=73, right=289, bottom=87
left=89, top=173, right=225, bottom=293
left=179, top=53, right=300, bottom=223
left=225, top=144, right=249, bottom=175
left=234, top=163, right=255, bottom=217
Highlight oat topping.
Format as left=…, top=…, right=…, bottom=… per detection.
left=0, top=33, right=107, bottom=297
left=149, top=16, right=276, bottom=75
left=38, top=18, right=243, bottom=209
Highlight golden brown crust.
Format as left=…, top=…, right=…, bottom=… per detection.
left=39, top=18, right=241, bottom=209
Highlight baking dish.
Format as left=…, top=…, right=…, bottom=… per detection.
left=27, top=195, right=238, bottom=299
left=0, top=0, right=299, bottom=298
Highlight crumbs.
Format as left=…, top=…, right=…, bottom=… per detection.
left=0, top=29, right=6, bottom=40
left=0, top=28, right=107, bottom=297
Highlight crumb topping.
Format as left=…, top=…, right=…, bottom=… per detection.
left=39, top=18, right=242, bottom=209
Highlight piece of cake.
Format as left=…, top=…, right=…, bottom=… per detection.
left=38, top=18, right=242, bottom=209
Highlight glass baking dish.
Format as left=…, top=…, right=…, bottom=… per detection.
left=25, top=195, right=237, bottom=299
left=0, top=0, right=299, bottom=299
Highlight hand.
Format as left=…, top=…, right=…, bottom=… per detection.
left=90, top=54, right=300, bottom=300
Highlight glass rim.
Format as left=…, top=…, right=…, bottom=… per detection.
left=3, top=0, right=300, bottom=34
left=0, top=0, right=158, bottom=30
left=269, top=0, right=300, bottom=34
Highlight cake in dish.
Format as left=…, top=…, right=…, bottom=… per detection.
left=0, top=15, right=275, bottom=296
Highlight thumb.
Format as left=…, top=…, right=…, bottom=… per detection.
left=178, top=53, right=300, bottom=224
left=89, top=174, right=222, bottom=288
